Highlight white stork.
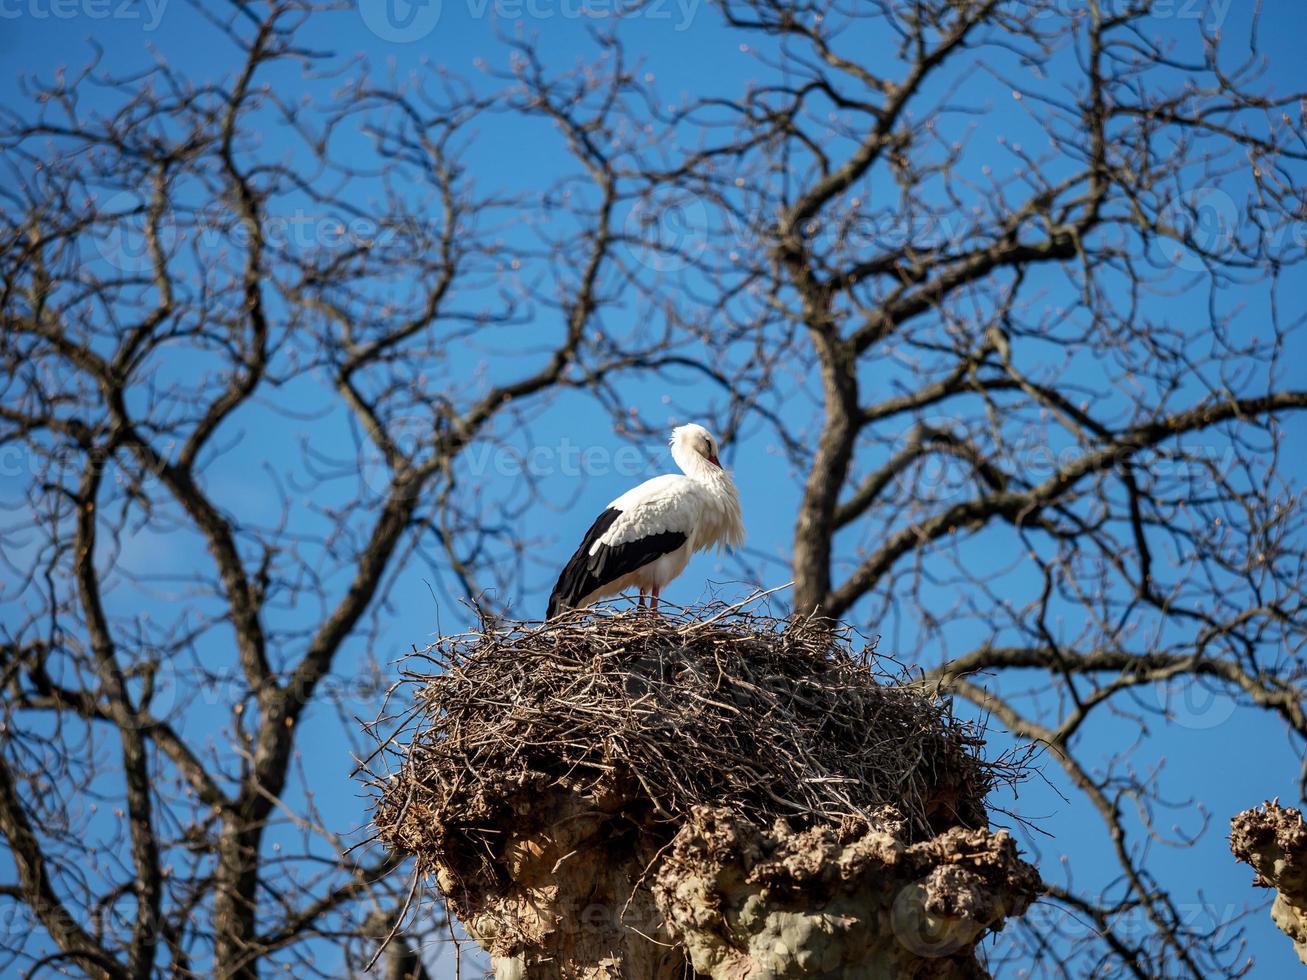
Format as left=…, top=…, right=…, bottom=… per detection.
left=546, top=423, right=745, bottom=617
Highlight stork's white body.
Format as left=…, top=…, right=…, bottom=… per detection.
left=572, top=474, right=717, bottom=605
left=547, top=425, right=745, bottom=617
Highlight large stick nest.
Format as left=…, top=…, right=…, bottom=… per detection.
left=368, top=603, right=1017, bottom=877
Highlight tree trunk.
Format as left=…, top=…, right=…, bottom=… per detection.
left=1231, top=802, right=1307, bottom=966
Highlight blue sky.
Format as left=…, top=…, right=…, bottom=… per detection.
left=2, top=0, right=1306, bottom=975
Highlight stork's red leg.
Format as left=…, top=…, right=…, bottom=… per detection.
left=637, top=590, right=647, bottom=609
left=651, top=584, right=660, bottom=613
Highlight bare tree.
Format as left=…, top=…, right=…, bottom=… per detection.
left=616, top=1, right=1307, bottom=975
left=0, top=2, right=690, bottom=975
left=2, top=0, right=1305, bottom=977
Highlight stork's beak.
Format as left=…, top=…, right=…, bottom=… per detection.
left=708, top=454, right=721, bottom=468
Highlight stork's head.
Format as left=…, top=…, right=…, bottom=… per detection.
left=671, top=422, right=721, bottom=469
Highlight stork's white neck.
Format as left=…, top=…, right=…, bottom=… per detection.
left=673, top=443, right=726, bottom=484
left=671, top=442, right=744, bottom=550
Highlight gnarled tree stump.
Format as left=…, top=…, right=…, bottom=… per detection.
left=369, top=610, right=1042, bottom=978
left=1231, top=801, right=1307, bottom=966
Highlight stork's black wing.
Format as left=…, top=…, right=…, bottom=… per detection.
left=546, top=508, right=687, bottom=618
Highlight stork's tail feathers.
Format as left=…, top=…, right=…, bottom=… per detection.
left=546, top=557, right=585, bottom=619
left=546, top=508, right=624, bottom=620
left=545, top=592, right=565, bottom=620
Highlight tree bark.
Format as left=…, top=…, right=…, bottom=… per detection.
left=1231, top=802, right=1307, bottom=966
